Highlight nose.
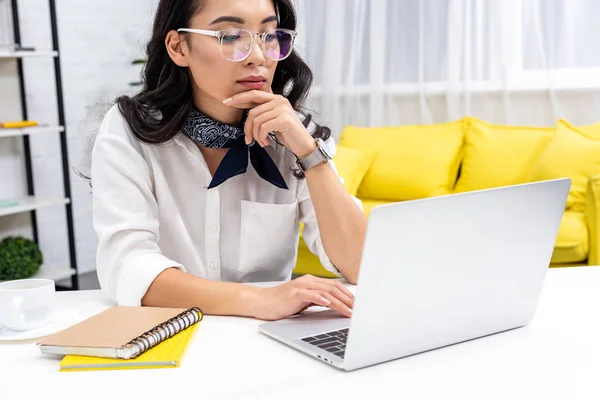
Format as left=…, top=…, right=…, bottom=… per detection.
left=244, top=36, right=266, bottom=66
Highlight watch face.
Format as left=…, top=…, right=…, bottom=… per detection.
left=316, top=138, right=333, bottom=159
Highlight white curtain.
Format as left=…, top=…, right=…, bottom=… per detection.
left=294, top=0, right=600, bottom=138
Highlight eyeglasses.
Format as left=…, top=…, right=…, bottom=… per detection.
left=177, top=28, right=297, bottom=62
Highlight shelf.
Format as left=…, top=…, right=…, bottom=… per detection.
left=2, top=1, right=80, bottom=289
left=0, top=50, right=58, bottom=59
left=0, top=125, right=64, bottom=139
left=0, top=266, right=76, bottom=284
left=0, top=196, right=70, bottom=217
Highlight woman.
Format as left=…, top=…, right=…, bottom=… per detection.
left=92, top=0, right=367, bottom=321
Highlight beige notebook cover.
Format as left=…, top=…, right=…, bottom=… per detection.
left=37, top=306, right=202, bottom=359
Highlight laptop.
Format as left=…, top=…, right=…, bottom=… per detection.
left=259, top=178, right=571, bottom=371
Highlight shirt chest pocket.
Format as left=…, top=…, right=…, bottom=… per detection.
left=238, top=200, right=299, bottom=276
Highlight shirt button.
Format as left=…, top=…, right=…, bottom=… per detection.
left=210, top=262, right=217, bottom=270
left=211, top=225, right=218, bottom=233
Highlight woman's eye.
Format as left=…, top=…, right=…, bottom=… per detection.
left=222, top=34, right=241, bottom=43
left=264, top=33, right=277, bottom=42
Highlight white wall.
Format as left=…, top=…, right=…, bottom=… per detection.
left=0, top=0, right=158, bottom=276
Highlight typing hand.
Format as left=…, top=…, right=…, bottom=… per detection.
left=250, top=275, right=354, bottom=321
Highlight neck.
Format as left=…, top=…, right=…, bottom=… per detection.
left=193, top=90, right=243, bottom=126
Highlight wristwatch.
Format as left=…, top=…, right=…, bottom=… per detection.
left=296, top=138, right=333, bottom=171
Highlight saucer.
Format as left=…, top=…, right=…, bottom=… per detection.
left=0, top=310, right=81, bottom=342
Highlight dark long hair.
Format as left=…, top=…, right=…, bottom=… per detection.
left=116, top=0, right=330, bottom=165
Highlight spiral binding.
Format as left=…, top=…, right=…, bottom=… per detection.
left=124, top=307, right=203, bottom=358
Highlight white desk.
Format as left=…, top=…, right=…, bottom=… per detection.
left=2, top=267, right=600, bottom=400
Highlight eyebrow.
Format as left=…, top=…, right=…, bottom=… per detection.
left=209, top=15, right=278, bottom=25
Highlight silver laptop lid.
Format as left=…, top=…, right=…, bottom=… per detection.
left=344, top=179, right=570, bottom=371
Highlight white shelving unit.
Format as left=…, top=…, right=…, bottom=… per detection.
left=0, top=196, right=70, bottom=218
left=0, top=0, right=79, bottom=289
left=0, top=125, right=64, bottom=138
left=0, top=50, right=58, bottom=58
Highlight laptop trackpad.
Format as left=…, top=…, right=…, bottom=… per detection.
left=260, top=309, right=351, bottom=339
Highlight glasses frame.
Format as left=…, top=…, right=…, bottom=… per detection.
left=176, top=28, right=298, bottom=62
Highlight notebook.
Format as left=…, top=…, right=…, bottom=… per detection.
left=37, top=306, right=203, bottom=359
left=58, top=322, right=199, bottom=371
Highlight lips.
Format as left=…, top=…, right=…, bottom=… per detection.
left=238, top=75, right=266, bottom=83
left=239, top=79, right=265, bottom=83
left=237, top=76, right=267, bottom=89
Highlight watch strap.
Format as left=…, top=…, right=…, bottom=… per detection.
left=297, top=140, right=330, bottom=171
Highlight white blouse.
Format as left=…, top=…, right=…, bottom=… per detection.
left=92, top=105, right=356, bottom=306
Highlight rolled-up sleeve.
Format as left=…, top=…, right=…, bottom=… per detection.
left=297, top=138, right=363, bottom=277
left=91, top=107, right=186, bottom=306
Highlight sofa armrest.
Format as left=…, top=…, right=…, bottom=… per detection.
left=586, top=174, right=600, bottom=265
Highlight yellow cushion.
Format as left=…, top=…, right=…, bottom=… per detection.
left=578, top=122, right=600, bottom=140
left=551, top=211, right=589, bottom=264
left=531, top=120, right=600, bottom=211
left=455, top=117, right=554, bottom=193
left=339, top=121, right=464, bottom=201
left=586, top=174, right=600, bottom=265
left=361, top=199, right=393, bottom=217
left=332, top=146, right=377, bottom=196
left=294, top=238, right=339, bottom=278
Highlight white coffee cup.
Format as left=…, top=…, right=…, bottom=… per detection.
left=0, top=279, right=55, bottom=331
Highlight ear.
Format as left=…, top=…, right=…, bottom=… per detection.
left=165, top=30, right=190, bottom=67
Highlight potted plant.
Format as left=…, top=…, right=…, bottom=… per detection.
left=0, top=236, right=43, bottom=280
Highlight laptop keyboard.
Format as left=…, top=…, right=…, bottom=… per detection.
left=301, top=328, right=349, bottom=358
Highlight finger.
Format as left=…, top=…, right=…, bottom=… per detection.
left=244, top=102, right=276, bottom=144
left=244, top=109, right=277, bottom=147
left=255, top=113, right=280, bottom=147
left=319, top=291, right=352, bottom=318
left=258, top=118, right=284, bottom=147
left=331, top=279, right=355, bottom=302
left=316, top=277, right=355, bottom=302
left=307, top=281, right=354, bottom=310
left=223, top=90, right=275, bottom=109
left=298, top=289, right=331, bottom=308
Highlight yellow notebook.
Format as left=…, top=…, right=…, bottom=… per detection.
left=59, top=322, right=199, bottom=372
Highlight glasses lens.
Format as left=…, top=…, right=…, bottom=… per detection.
left=220, top=29, right=253, bottom=61
left=263, top=29, right=294, bottom=61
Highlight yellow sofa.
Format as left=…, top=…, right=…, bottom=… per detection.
left=293, top=117, right=600, bottom=278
